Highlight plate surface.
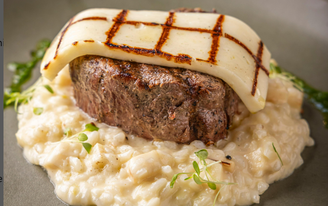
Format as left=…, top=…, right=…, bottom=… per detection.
left=4, top=0, right=328, bottom=205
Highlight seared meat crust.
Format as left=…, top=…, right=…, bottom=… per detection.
left=69, top=55, right=239, bottom=144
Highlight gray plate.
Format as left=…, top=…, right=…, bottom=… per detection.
left=4, top=0, right=328, bottom=205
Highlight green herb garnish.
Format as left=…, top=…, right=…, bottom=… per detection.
left=83, top=123, right=100, bottom=132
left=170, top=149, right=235, bottom=206
left=4, top=79, right=38, bottom=112
left=4, top=39, right=51, bottom=109
left=60, top=123, right=99, bottom=153
left=195, top=149, right=208, bottom=164
left=4, top=78, right=54, bottom=112
left=272, top=143, right=283, bottom=166
left=270, top=62, right=328, bottom=129
left=43, top=85, right=54, bottom=94
left=82, top=143, right=92, bottom=154
left=64, top=128, right=72, bottom=137
left=213, top=185, right=225, bottom=206
left=78, top=133, right=92, bottom=153
left=33, top=107, right=43, bottom=115
left=78, top=133, right=88, bottom=141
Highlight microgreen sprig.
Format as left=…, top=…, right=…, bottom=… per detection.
left=83, top=122, right=99, bottom=132
left=4, top=39, right=51, bottom=108
left=4, top=77, right=54, bottom=112
left=64, top=128, right=72, bottom=137
left=43, top=85, right=54, bottom=94
left=272, top=143, right=283, bottom=166
left=61, top=123, right=99, bottom=153
left=170, top=149, right=235, bottom=206
left=33, top=107, right=43, bottom=115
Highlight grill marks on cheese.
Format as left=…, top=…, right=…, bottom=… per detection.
left=155, top=12, right=175, bottom=51
left=252, top=41, right=264, bottom=96
left=105, top=10, right=128, bottom=44
left=54, top=17, right=74, bottom=59
left=104, top=11, right=192, bottom=64
left=48, top=10, right=267, bottom=97
left=196, top=14, right=224, bottom=65
left=41, top=9, right=271, bottom=112
left=224, top=33, right=268, bottom=76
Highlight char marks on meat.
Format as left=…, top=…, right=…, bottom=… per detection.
left=69, top=56, right=239, bottom=144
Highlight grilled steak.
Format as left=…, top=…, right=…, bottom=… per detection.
left=69, top=55, right=239, bottom=144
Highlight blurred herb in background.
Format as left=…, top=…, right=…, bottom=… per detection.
left=3, top=39, right=51, bottom=108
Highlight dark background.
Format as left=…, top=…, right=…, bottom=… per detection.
left=4, top=0, right=328, bottom=205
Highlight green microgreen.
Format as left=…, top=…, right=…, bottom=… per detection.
left=4, top=78, right=54, bottom=112
left=83, top=123, right=99, bottom=132
left=272, top=143, right=283, bottom=166
left=78, top=133, right=88, bottom=141
left=208, top=182, right=217, bottom=190
left=4, top=39, right=51, bottom=109
left=170, top=174, right=179, bottom=188
left=195, top=149, right=208, bottom=165
left=193, top=161, right=200, bottom=175
left=193, top=173, right=202, bottom=184
left=184, top=176, right=192, bottom=181
left=82, top=143, right=92, bottom=154
left=33, top=107, right=43, bottom=115
left=5, top=78, right=39, bottom=112
left=64, top=128, right=72, bottom=137
left=212, top=185, right=225, bottom=206
left=170, top=149, right=235, bottom=206
left=43, top=85, right=54, bottom=94
left=60, top=123, right=99, bottom=154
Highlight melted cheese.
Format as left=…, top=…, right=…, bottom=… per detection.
left=41, top=8, right=271, bottom=112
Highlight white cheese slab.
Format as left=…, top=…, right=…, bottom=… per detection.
left=41, top=8, right=271, bottom=113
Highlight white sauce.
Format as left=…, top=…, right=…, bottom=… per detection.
left=16, top=66, right=314, bottom=206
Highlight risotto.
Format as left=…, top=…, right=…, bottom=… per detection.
left=16, top=66, right=314, bottom=206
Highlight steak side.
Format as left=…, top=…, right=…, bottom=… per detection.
left=69, top=55, right=239, bottom=144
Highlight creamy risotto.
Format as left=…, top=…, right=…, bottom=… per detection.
left=16, top=66, right=314, bottom=206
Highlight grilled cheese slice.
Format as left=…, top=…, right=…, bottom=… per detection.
left=41, top=8, right=271, bottom=113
